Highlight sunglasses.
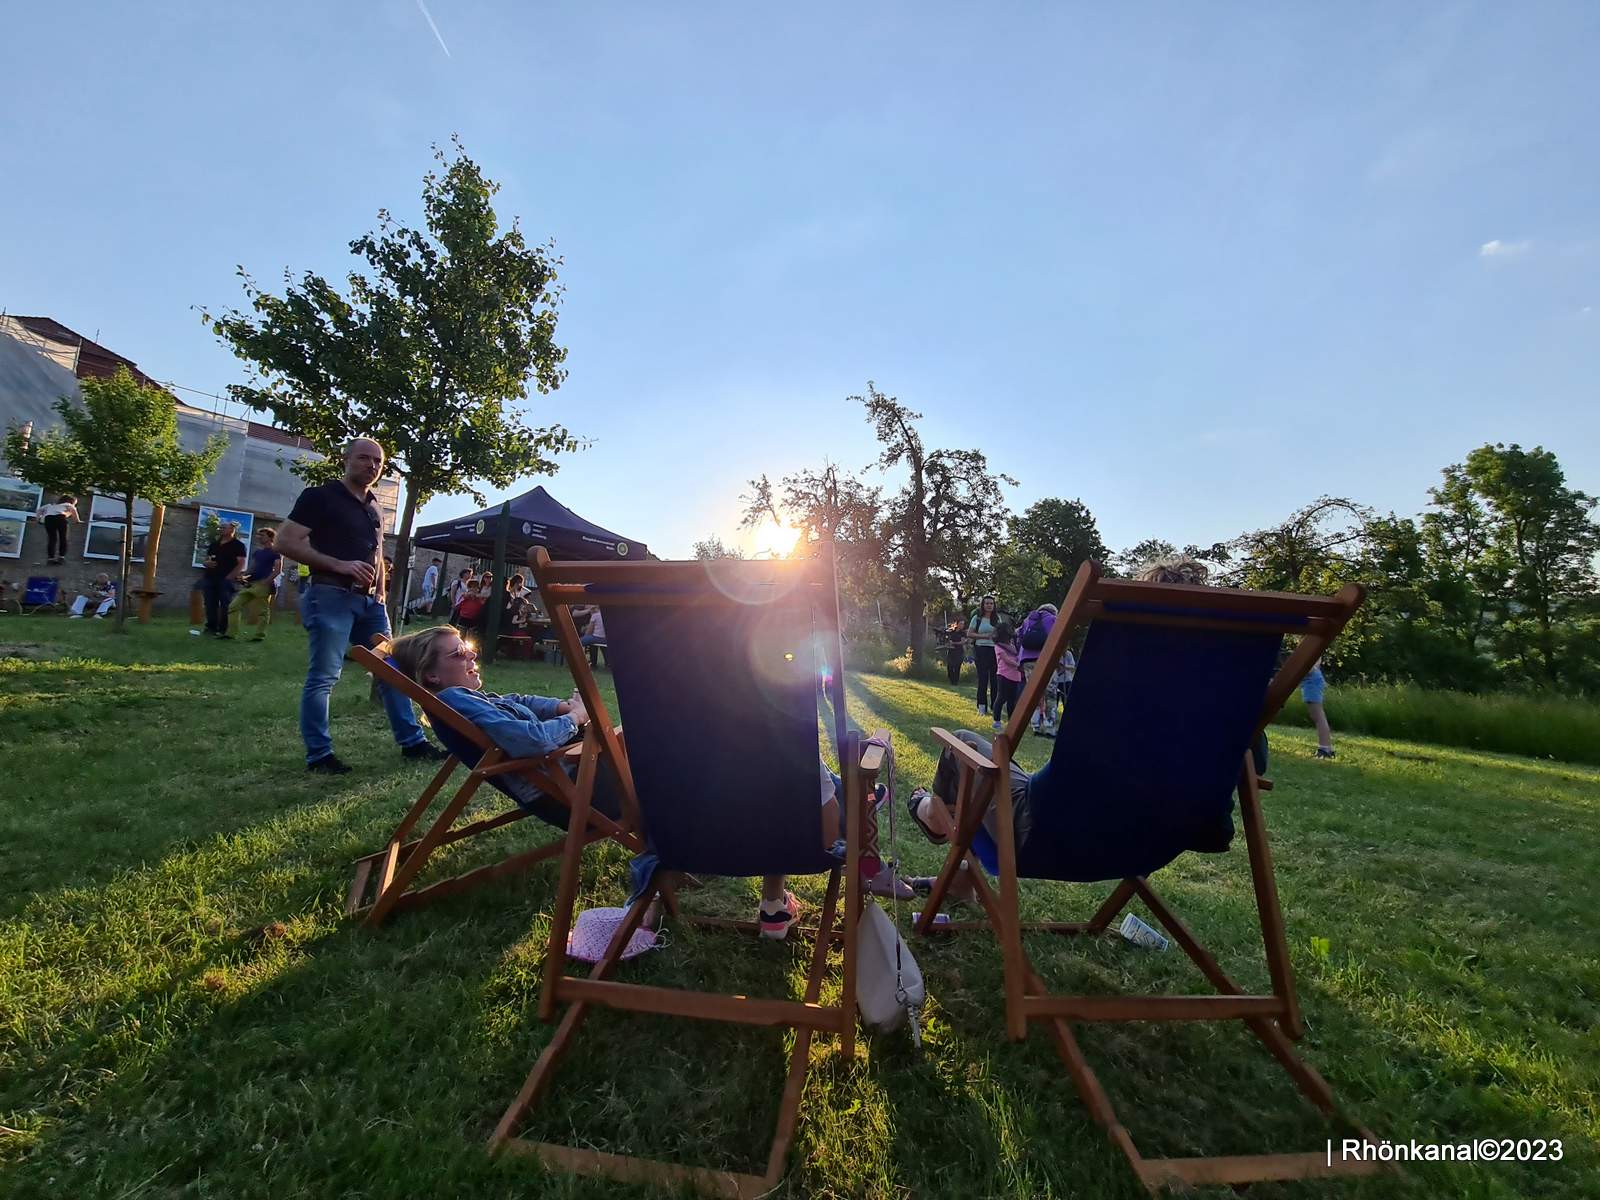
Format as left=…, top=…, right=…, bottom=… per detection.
left=445, top=640, right=478, bottom=661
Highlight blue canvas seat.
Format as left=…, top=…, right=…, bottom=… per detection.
left=971, top=609, right=1289, bottom=883
left=492, top=548, right=885, bottom=1198
left=916, top=561, right=1377, bottom=1192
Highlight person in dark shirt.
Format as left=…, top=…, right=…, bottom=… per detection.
left=227, top=526, right=283, bottom=642
left=274, top=437, right=445, bottom=775
left=200, top=520, right=248, bottom=638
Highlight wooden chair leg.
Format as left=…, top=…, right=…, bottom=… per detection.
left=365, top=775, right=487, bottom=926
left=1237, top=759, right=1303, bottom=1039
left=1086, top=878, right=1139, bottom=933
left=491, top=884, right=659, bottom=1151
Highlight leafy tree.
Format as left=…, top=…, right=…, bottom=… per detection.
left=205, top=138, right=580, bottom=613
left=1000, top=498, right=1108, bottom=612
left=987, top=541, right=1061, bottom=620
left=741, top=462, right=886, bottom=607
left=1114, top=538, right=1176, bottom=578
left=4, top=368, right=225, bottom=631
left=691, top=535, right=745, bottom=561
left=855, top=382, right=1013, bottom=665
left=1222, top=497, right=1371, bottom=592
left=1461, top=443, right=1599, bottom=684
left=1420, top=463, right=1509, bottom=657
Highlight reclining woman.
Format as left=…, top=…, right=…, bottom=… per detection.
left=387, top=624, right=908, bottom=938
left=386, top=625, right=625, bottom=833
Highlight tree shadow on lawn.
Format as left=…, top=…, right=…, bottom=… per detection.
left=0, top=672, right=477, bottom=917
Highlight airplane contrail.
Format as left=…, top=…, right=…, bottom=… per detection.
left=415, top=0, right=451, bottom=57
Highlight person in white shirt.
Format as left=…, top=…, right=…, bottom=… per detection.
left=35, top=495, right=80, bottom=564
left=411, top=558, right=442, bottom=615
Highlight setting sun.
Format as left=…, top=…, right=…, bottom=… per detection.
left=746, top=517, right=801, bottom=559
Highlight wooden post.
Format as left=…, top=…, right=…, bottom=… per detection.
left=481, top=501, right=511, bottom=663
left=137, top=503, right=165, bottom=623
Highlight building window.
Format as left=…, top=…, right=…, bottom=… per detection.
left=0, top=476, right=44, bottom=559
left=84, top=495, right=152, bottom=562
left=192, top=506, right=255, bottom=566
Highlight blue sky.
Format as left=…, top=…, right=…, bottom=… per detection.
left=3, top=2, right=1596, bottom=559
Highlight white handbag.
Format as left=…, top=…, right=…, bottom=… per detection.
left=855, top=898, right=925, bottom=1033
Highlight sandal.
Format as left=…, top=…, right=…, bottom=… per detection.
left=905, top=787, right=948, bottom=845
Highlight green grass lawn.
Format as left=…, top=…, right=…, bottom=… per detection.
left=2, top=617, right=1596, bottom=1199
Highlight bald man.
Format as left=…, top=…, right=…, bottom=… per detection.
left=277, top=438, right=445, bottom=774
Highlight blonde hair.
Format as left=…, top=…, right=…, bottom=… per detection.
left=387, top=625, right=465, bottom=691
left=1136, top=556, right=1211, bottom=586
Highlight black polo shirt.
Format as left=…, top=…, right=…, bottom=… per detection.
left=286, top=481, right=384, bottom=567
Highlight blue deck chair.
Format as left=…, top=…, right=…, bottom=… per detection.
left=915, top=561, right=1379, bottom=1191
left=344, top=644, right=641, bottom=927
left=23, top=576, right=62, bottom=614
left=492, top=547, right=886, bottom=1198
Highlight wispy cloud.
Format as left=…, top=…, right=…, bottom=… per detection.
left=1479, top=238, right=1530, bottom=258
left=414, top=0, right=451, bottom=58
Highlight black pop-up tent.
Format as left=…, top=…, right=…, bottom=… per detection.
left=412, top=485, right=645, bottom=563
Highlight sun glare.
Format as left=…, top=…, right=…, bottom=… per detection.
left=749, top=517, right=801, bottom=559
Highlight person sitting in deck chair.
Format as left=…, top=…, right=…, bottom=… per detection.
left=389, top=626, right=908, bottom=935
left=905, top=556, right=1242, bottom=899
left=387, top=625, right=626, bottom=829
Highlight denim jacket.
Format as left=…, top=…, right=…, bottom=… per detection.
left=436, top=688, right=578, bottom=759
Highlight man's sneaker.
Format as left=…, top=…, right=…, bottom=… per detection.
left=992, top=719, right=1003, bottom=734
left=1315, top=747, right=1336, bottom=759
left=759, top=891, right=800, bottom=940
left=977, top=703, right=989, bottom=716
left=308, top=754, right=352, bottom=775
left=401, top=740, right=449, bottom=761
left=68, top=613, right=83, bottom=619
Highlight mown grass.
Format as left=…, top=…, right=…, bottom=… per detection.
left=1, top=617, right=1596, bottom=1198
left=1277, top=683, right=1600, bottom=767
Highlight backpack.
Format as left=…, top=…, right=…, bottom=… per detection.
left=1020, top=609, right=1053, bottom=651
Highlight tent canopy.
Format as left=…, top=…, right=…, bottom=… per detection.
left=412, top=485, right=644, bottom=563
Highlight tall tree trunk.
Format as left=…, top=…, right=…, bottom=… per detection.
left=114, top=494, right=133, bottom=633
left=388, top=478, right=421, bottom=620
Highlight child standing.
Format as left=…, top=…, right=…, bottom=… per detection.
left=1302, top=657, right=1335, bottom=758
left=991, top=617, right=1022, bottom=734
left=453, top=580, right=487, bottom=638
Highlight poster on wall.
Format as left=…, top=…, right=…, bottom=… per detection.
left=192, top=507, right=255, bottom=567
left=0, top=476, right=43, bottom=559
left=0, top=515, right=25, bottom=559
left=84, top=495, right=152, bottom=562
left=0, top=476, right=43, bottom=518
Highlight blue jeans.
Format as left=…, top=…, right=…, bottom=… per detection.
left=201, top=576, right=236, bottom=634
left=299, top=584, right=426, bottom=763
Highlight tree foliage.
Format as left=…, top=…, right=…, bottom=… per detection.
left=854, top=383, right=1013, bottom=664
left=741, top=462, right=885, bottom=607
left=4, top=368, right=225, bottom=631
left=204, top=138, right=580, bottom=610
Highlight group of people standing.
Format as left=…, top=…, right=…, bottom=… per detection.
left=954, top=557, right=1337, bottom=756
left=196, top=521, right=282, bottom=641
left=960, top=595, right=1075, bottom=738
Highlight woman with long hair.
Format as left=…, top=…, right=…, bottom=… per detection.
left=966, top=595, right=1001, bottom=715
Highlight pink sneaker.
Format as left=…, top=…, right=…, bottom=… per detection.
left=759, top=891, right=800, bottom=940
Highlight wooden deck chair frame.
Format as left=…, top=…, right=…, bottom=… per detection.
left=344, top=643, right=642, bottom=928
left=489, top=548, right=883, bottom=1199
left=915, top=561, right=1384, bottom=1192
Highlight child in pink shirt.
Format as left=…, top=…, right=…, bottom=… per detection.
left=991, top=617, right=1022, bottom=733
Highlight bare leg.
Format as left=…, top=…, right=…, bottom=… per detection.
left=912, top=793, right=977, bottom=900
left=1308, top=701, right=1333, bottom=751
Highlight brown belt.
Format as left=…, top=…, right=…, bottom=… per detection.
left=308, top=572, right=376, bottom=595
